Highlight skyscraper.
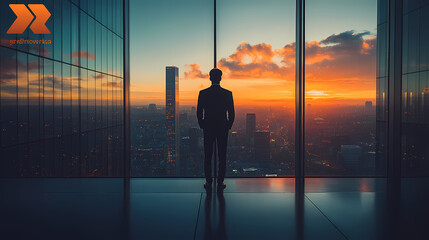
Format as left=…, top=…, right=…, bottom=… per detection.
left=364, top=101, right=373, bottom=115
left=254, top=130, right=270, bottom=162
left=246, top=113, right=256, bottom=144
left=166, top=66, right=179, bottom=175
left=148, top=104, right=157, bottom=112
left=188, top=127, right=200, bottom=154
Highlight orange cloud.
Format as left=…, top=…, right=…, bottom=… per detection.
left=134, top=30, right=377, bottom=106
left=217, top=42, right=293, bottom=80
left=92, top=73, right=105, bottom=79
left=102, top=81, right=121, bottom=88
left=71, top=50, right=95, bottom=60
left=184, top=64, right=208, bottom=79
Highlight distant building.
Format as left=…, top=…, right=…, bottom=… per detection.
left=341, top=145, right=362, bottom=171
left=166, top=66, right=179, bottom=175
left=230, top=131, right=239, bottom=147
left=254, top=131, right=270, bottom=162
left=188, top=127, right=201, bottom=154
left=180, top=112, right=188, bottom=122
left=246, top=113, right=256, bottom=144
left=148, top=104, right=157, bottom=111
left=364, top=101, right=373, bottom=115
left=365, top=101, right=373, bottom=108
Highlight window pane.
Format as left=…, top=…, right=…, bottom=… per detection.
left=88, top=71, right=97, bottom=131
left=54, top=62, right=63, bottom=137
left=218, top=0, right=296, bottom=177
left=80, top=10, right=89, bottom=68
left=130, top=0, right=213, bottom=177
left=17, top=53, right=28, bottom=144
left=62, top=0, right=71, bottom=64
left=71, top=66, right=80, bottom=133
left=63, top=64, right=72, bottom=136
left=81, top=69, right=89, bottom=132
left=401, top=3, right=429, bottom=177
left=28, top=55, right=40, bottom=142
left=96, top=22, right=102, bottom=72
left=96, top=72, right=102, bottom=127
left=102, top=74, right=108, bottom=128
left=305, top=0, right=380, bottom=176
left=88, top=17, right=96, bottom=70
left=53, top=0, right=62, bottom=61
left=0, top=48, right=18, bottom=147
left=43, top=59, right=54, bottom=139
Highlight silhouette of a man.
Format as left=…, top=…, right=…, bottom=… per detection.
left=197, top=68, right=234, bottom=189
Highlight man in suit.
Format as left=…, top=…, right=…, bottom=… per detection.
left=197, top=68, right=235, bottom=189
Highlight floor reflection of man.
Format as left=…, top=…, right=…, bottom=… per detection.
left=203, top=188, right=227, bottom=240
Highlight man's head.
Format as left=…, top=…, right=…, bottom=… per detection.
left=209, top=68, right=222, bottom=84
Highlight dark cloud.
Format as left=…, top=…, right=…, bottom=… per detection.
left=214, top=30, right=375, bottom=83
left=102, top=81, right=121, bottom=88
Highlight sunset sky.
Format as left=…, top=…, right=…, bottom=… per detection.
left=130, top=0, right=377, bottom=107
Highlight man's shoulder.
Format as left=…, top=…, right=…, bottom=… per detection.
left=201, top=85, right=216, bottom=92
left=220, top=87, right=232, bottom=94
left=199, top=88, right=210, bottom=94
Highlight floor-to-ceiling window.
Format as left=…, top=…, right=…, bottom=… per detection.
left=304, top=0, right=383, bottom=177
left=130, top=0, right=213, bottom=177
left=217, top=0, right=296, bottom=177
left=129, top=0, right=392, bottom=178
left=130, top=0, right=296, bottom=177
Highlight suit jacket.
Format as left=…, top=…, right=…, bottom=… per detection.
left=197, top=85, right=235, bottom=131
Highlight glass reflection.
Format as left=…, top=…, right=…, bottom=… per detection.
left=81, top=69, right=89, bottom=132
left=28, top=55, right=40, bottom=142
left=401, top=1, right=429, bottom=177
left=88, top=17, right=96, bottom=70
left=17, top=52, right=28, bottom=145
left=44, top=59, right=54, bottom=139
left=0, top=0, right=125, bottom=177
left=0, top=48, right=18, bottom=146
left=71, top=66, right=79, bottom=133
left=88, top=71, right=97, bottom=131
left=54, top=62, right=63, bottom=137
left=53, top=0, right=62, bottom=61
left=63, top=64, right=72, bottom=136
left=80, top=10, right=89, bottom=68
left=62, top=0, right=71, bottom=64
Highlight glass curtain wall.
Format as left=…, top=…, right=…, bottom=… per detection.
left=0, top=0, right=125, bottom=177
left=401, top=0, right=429, bottom=177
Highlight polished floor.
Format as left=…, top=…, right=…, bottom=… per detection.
left=0, top=178, right=428, bottom=240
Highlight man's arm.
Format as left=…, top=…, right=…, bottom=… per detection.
left=227, top=92, right=235, bottom=130
left=197, top=91, right=204, bottom=129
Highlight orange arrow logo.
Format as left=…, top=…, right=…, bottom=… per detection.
left=28, top=4, right=51, bottom=34
left=7, top=4, right=51, bottom=34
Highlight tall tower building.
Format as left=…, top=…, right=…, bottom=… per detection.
left=246, top=113, right=256, bottom=144
left=166, top=66, right=179, bottom=175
